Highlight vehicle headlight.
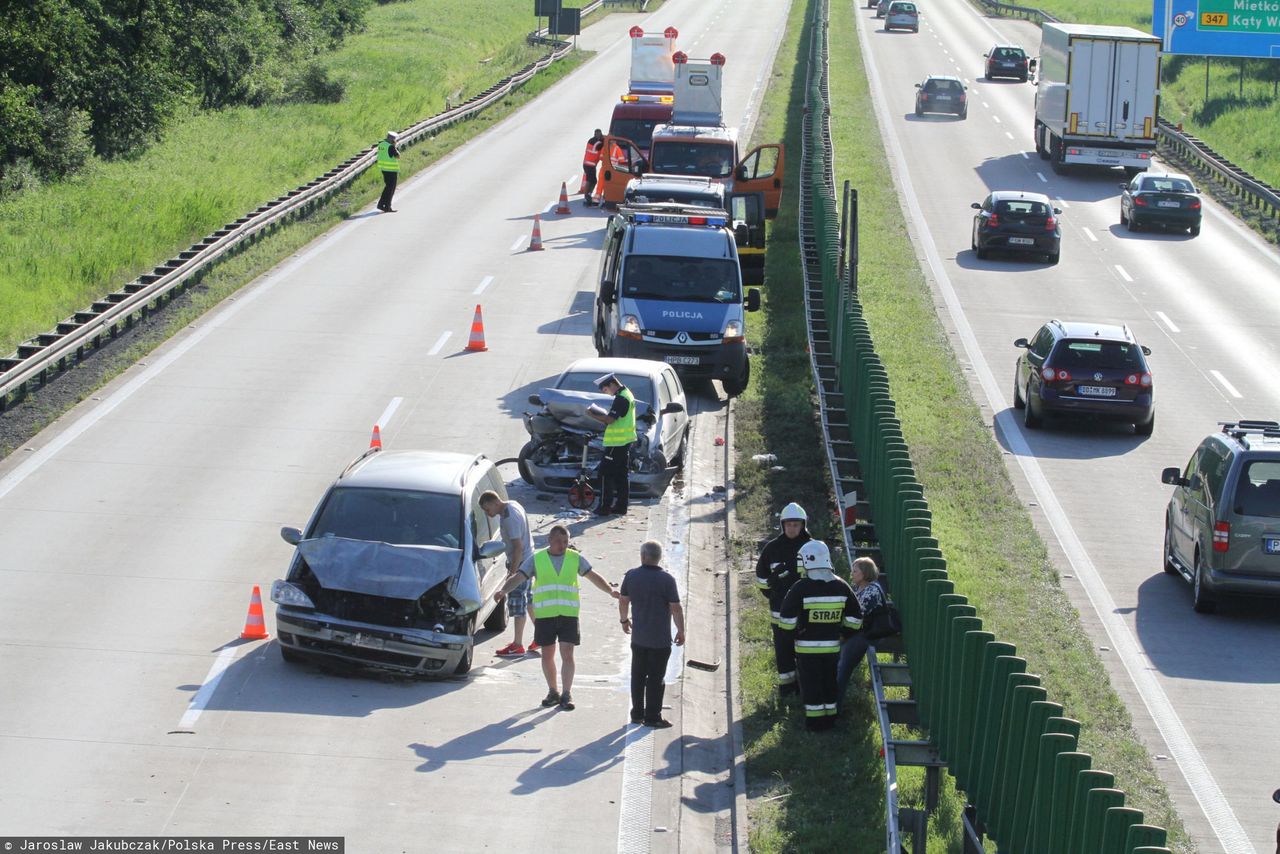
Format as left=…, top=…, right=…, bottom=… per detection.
left=620, top=314, right=642, bottom=339
left=723, top=320, right=743, bottom=343
left=271, top=579, right=315, bottom=609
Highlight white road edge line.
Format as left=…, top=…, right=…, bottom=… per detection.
left=1115, top=264, right=1133, bottom=282
left=510, top=234, right=527, bottom=252
left=1082, top=227, right=1098, bottom=242
left=1210, top=369, right=1244, bottom=399
left=474, top=275, right=495, bottom=296
left=178, top=646, right=239, bottom=729
left=376, top=396, right=403, bottom=431
left=427, top=331, right=452, bottom=357
left=852, top=9, right=1255, bottom=852
left=1156, top=311, right=1180, bottom=333
left=1055, top=197, right=1069, bottom=209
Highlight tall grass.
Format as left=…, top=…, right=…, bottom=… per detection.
left=0, top=0, right=574, bottom=354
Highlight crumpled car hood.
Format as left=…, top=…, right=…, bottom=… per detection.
left=298, top=537, right=474, bottom=606
left=538, top=387, right=654, bottom=433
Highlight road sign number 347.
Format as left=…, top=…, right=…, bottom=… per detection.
left=1200, top=12, right=1228, bottom=26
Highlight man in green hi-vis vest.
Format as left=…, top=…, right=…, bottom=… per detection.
left=376, top=130, right=400, bottom=213
left=495, top=525, right=620, bottom=711
left=587, top=372, right=636, bottom=518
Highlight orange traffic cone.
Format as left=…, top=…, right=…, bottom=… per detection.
left=578, top=173, right=589, bottom=194
left=528, top=214, right=545, bottom=251
left=466, top=304, right=488, bottom=352
left=369, top=424, right=382, bottom=450
left=556, top=182, right=571, bottom=215
left=240, top=585, right=269, bottom=640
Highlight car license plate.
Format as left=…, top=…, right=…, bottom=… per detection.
left=1077, top=385, right=1117, bottom=397
left=664, top=355, right=700, bottom=366
left=1265, top=537, right=1280, bottom=555
left=935, top=95, right=951, bottom=101
left=1008, top=237, right=1035, bottom=245
left=350, top=633, right=384, bottom=650
left=1157, top=200, right=1181, bottom=208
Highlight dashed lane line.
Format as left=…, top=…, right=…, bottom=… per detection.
left=1156, top=311, right=1180, bottom=332
left=1211, top=369, right=1243, bottom=398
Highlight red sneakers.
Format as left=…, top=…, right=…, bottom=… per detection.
left=528, top=642, right=541, bottom=653
left=495, top=643, right=526, bottom=657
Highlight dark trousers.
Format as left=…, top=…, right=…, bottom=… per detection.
left=630, top=644, right=672, bottom=722
left=378, top=170, right=398, bottom=210
left=582, top=164, right=597, bottom=202
left=600, top=444, right=630, bottom=512
left=771, top=623, right=798, bottom=695
left=836, top=633, right=871, bottom=710
left=796, top=653, right=838, bottom=731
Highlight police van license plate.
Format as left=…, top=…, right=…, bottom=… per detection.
left=664, top=355, right=700, bottom=366
left=1264, top=537, right=1280, bottom=555
left=1008, top=237, right=1035, bottom=245
left=1077, top=385, right=1116, bottom=397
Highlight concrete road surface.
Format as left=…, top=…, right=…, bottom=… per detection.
left=0, top=1, right=790, bottom=851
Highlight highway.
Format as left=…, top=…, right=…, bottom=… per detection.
left=0, top=1, right=788, bottom=850
left=854, top=1, right=1280, bottom=851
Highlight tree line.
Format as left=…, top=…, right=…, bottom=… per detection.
left=0, top=0, right=380, bottom=196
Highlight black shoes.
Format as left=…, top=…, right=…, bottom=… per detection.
left=559, top=693, right=575, bottom=711
left=541, top=690, right=561, bottom=707
left=643, top=718, right=673, bottom=729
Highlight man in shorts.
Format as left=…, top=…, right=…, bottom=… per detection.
left=494, top=525, right=619, bottom=710
left=480, top=490, right=538, bottom=657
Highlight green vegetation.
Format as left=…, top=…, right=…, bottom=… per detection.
left=739, top=0, right=1191, bottom=850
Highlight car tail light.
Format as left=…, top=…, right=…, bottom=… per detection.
left=1045, top=215, right=1056, bottom=230
left=920, top=92, right=928, bottom=101
left=1213, top=520, right=1230, bottom=553
left=1042, top=366, right=1071, bottom=382
left=959, top=94, right=967, bottom=103
left=1190, top=199, right=1201, bottom=210
left=1134, top=196, right=1149, bottom=206
left=1124, top=372, right=1153, bottom=387
left=987, top=213, right=1000, bottom=227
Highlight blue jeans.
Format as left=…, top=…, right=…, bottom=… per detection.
left=836, top=633, right=871, bottom=709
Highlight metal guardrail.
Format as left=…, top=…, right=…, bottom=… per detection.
left=0, top=37, right=577, bottom=411
left=977, top=0, right=1280, bottom=224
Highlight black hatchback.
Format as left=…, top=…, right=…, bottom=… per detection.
left=1119, top=171, right=1202, bottom=236
left=1013, top=320, right=1155, bottom=434
left=984, top=44, right=1029, bottom=81
left=971, top=191, right=1061, bottom=264
left=915, top=75, right=967, bottom=118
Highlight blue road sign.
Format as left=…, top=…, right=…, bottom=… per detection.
left=1153, top=0, right=1280, bottom=56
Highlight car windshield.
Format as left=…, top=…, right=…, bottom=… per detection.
left=1056, top=340, right=1147, bottom=370
left=1233, top=461, right=1280, bottom=518
left=310, top=487, right=462, bottom=549
left=556, top=373, right=653, bottom=405
left=623, top=254, right=740, bottom=303
left=611, top=118, right=661, bottom=148
left=650, top=141, right=735, bottom=178
left=996, top=199, right=1050, bottom=217
left=1140, top=177, right=1195, bottom=194
left=924, top=78, right=963, bottom=93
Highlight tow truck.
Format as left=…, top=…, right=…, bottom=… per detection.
left=607, top=27, right=678, bottom=161
left=599, top=52, right=785, bottom=219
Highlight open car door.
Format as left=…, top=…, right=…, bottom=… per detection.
left=600, top=135, right=648, bottom=208
left=733, top=144, right=784, bottom=218
left=729, top=191, right=766, bottom=286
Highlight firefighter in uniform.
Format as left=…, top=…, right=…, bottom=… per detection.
left=582, top=129, right=604, bottom=206
left=376, top=131, right=400, bottom=213
left=777, top=541, right=862, bottom=731
left=754, top=502, right=812, bottom=697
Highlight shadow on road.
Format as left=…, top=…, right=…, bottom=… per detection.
left=994, top=409, right=1149, bottom=460
left=408, top=707, right=554, bottom=772
left=509, top=724, right=629, bottom=793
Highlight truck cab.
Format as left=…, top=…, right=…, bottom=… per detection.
left=600, top=52, right=785, bottom=217
left=594, top=206, right=761, bottom=397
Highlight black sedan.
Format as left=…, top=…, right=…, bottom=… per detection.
left=1119, top=172, right=1202, bottom=235
left=915, top=76, right=967, bottom=118
left=971, top=191, right=1061, bottom=264
left=984, top=44, right=1029, bottom=81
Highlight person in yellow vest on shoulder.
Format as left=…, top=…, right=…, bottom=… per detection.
left=376, top=130, right=400, bottom=213
left=587, top=372, right=636, bottom=517
left=495, top=525, right=620, bottom=711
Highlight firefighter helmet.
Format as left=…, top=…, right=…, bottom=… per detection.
left=779, top=502, right=808, bottom=524
left=798, top=540, right=833, bottom=571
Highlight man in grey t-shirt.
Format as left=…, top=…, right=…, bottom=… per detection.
left=480, top=491, right=538, bottom=656
left=618, top=540, right=685, bottom=728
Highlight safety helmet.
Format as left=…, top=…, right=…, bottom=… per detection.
left=779, top=502, right=808, bottom=524
left=798, top=540, right=833, bottom=571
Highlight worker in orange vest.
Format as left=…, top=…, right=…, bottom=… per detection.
left=582, top=129, right=604, bottom=207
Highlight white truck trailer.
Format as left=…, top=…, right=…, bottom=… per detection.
left=1033, top=23, right=1161, bottom=175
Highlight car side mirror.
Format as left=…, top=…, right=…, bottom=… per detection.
left=1014, top=338, right=1030, bottom=349
left=915, top=82, right=922, bottom=88
left=1053, top=207, right=1062, bottom=215
left=600, top=280, right=616, bottom=303
left=1161, top=467, right=1184, bottom=486
left=971, top=202, right=982, bottom=209
left=478, top=540, right=506, bottom=560
left=528, top=393, right=544, bottom=407
left=1141, top=345, right=1151, bottom=356
left=1029, top=58, right=1038, bottom=70
left=662, top=401, right=685, bottom=415
left=736, top=165, right=748, bottom=182
left=1118, top=183, right=1128, bottom=190
left=280, top=526, right=302, bottom=546
left=745, top=288, right=761, bottom=312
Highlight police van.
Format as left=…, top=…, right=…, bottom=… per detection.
left=593, top=206, right=760, bottom=397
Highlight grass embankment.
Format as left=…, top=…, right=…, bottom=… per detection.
left=737, top=0, right=1192, bottom=851
left=0, top=0, right=627, bottom=357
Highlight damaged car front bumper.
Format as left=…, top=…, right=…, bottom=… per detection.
left=275, top=607, right=471, bottom=676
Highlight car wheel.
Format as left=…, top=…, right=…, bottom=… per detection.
left=1135, top=413, right=1155, bottom=436
left=1192, top=554, right=1217, bottom=614
left=1012, top=369, right=1026, bottom=409
left=517, top=441, right=537, bottom=485
left=1126, top=214, right=1139, bottom=232
left=722, top=359, right=750, bottom=398
left=1036, top=127, right=1049, bottom=160
left=975, top=243, right=989, bottom=260
left=1189, top=224, right=1201, bottom=236
left=985, top=71, right=992, bottom=81
left=454, top=620, right=476, bottom=674
left=959, top=108, right=968, bottom=120
left=1119, top=205, right=1128, bottom=227
left=915, top=105, right=923, bottom=117
left=280, top=646, right=309, bottom=665
left=1023, top=383, right=1042, bottom=429
left=1163, top=521, right=1180, bottom=575
left=670, top=427, right=689, bottom=469
left=483, top=597, right=508, bottom=632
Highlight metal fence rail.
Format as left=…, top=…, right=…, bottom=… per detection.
left=1, top=37, right=577, bottom=411
left=977, top=0, right=1280, bottom=223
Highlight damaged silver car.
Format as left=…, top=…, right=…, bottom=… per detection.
left=272, top=449, right=510, bottom=676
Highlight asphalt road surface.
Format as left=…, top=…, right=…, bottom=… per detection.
left=854, top=2, right=1280, bottom=851
left=0, top=1, right=789, bottom=851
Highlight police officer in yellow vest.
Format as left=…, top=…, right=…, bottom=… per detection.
left=376, top=131, right=400, bottom=213
left=587, top=372, right=636, bottom=517
left=495, top=525, right=620, bottom=710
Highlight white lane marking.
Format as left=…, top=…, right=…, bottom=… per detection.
left=1020, top=151, right=1029, bottom=159
left=1055, top=198, right=1069, bottom=209
left=982, top=101, right=990, bottom=108
left=377, top=397, right=403, bottom=431
left=427, top=331, right=451, bottom=357
left=1005, top=131, right=1014, bottom=140
left=1083, top=227, right=1098, bottom=242
left=1036, top=172, right=1048, bottom=183
left=474, top=275, right=495, bottom=296
left=1115, top=265, right=1133, bottom=282
left=853, top=11, right=1255, bottom=852
left=1156, top=311, right=1180, bottom=333
left=1211, top=370, right=1243, bottom=398
left=510, top=234, right=527, bottom=252
left=543, top=201, right=556, bottom=214
left=178, top=646, right=239, bottom=729
left=991, top=114, right=1002, bottom=124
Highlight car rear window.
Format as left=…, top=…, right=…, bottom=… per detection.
left=1233, top=461, right=1280, bottom=518
left=995, top=47, right=1025, bottom=59
left=311, top=487, right=462, bottom=548
left=925, top=79, right=962, bottom=92
left=891, top=2, right=917, bottom=10
left=996, top=199, right=1050, bottom=217
left=1140, top=177, right=1195, bottom=194
left=1055, top=340, right=1146, bottom=370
